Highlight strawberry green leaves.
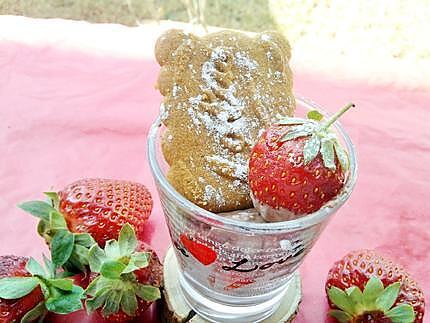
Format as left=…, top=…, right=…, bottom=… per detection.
left=0, top=277, right=40, bottom=299
left=18, top=195, right=96, bottom=273
left=385, top=304, right=416, bottom=323
left=45, top=285, right=85, bottom=314
left=18, top=201, right=56, bottom=222
left=303, top=134, right=321, bottom=164
left=85, top=224, right=160, bottom=318
left=307, top=110, right=324, bottom=121
left=119, top=223, right=138, bottom=255
left=277, top=103, right=354, bottom=172
left=0, top=257, right=85, bottom=320
left=51, top=230, right=75, bottom=267
left=328, top=276, right=415, bottom=323
left=136, top=285, right=161, bottom=302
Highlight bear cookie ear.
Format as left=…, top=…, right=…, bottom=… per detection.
left=259, top=31, right=292, bottom=60
left=255, top=32, right=291, bottom=74
left=155, top=29, right=190, bottom=65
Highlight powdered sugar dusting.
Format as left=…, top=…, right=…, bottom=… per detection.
left=184, top=46, right=259, bottom=202
left=159, top=103, right=169, bottom=121
left=172, top=84, right=180, bottom=97
left=204, top=184, right=225, bottom=205
left=234, top=52, right=258, bottom=70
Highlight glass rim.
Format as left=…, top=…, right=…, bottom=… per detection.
left=147, top=96, right=358, bottom=233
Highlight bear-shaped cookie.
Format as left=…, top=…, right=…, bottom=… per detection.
left=155, top=29, right=295, bottom=212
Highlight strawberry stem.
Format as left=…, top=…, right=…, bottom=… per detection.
left=322, top=103, right=355, bottom=130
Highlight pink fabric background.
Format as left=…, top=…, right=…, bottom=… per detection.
left=0, top=42, right=429, bottom=322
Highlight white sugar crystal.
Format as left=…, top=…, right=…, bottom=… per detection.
left=189, top=94, right=203, bottom=106
left=159, top=103, right=169, bottom=121
left=204, top=185, right=225, bottom=205
left=172, top=84, right=180, bottom=97
left=187, top=107, right=201, bottom=126
left=234, top=52, right=258, bottom=70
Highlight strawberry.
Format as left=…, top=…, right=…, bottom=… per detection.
left=248, top=104, right=353, bottom=221
left=58, top=178, right=153, bottom=246
left=180, top=234, right=217, bottom=266
left=0, top=255, right=85, bottom=322
left=85, top=224, right=162, bottom=322
left=19, top=178, right=153, bottom=273
left=325, top=250, right=425, bottom=323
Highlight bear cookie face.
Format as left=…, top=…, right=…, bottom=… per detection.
left=155, top=29, right=295, bottom=213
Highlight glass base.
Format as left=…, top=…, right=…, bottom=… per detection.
left=163, top=246, right=302, bottom=322
left=173, top=258, right=298, bottom=322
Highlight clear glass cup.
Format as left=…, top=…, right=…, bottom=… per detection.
left=148, top=97, right=358, bottom=322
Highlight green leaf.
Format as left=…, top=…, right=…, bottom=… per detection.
left=18, top=201, right=56, bottom=221
left=303, top=134, right=321, bottom=164
left=363, top=276, right=384, bottom=309
left=307, top=110, right=324, bottom=121
left=37, top=220, right=49, bottom=238
left=39, top=281, right=50, bottom=299
left=0, top=277, right=39, bottom=299
left=321, top=139, right=336, bottom=170
left=85, top=276, right=101, bottom=297
left=102, top=290, right=122, bottom=317
left=328, top=309, right=353, bottom=323
left=122, top=262, right=139, bottom=274
left=74, top=233, right=96, bottom=248
left=280, top=129, right=310, bottom=142
left=20, top=301, right=46, bottom=323
left=385, top=303, right=415, bottom=323
left=277, top=117, right=307, bottom=125
left=345, top=286, right=363, bottom=314
left=63, top=243, right=91, bottom=273
left=88, top=244, right=106, bottom=272
left=121, top=290, right=138, bottom=316
left=44, top=191, right=59, bottom=209
left=334, top=140, right=349, bottom=172
left=25, top=258, right=46, bottom=277
left=73, top=244, right=90, bottom=264
left=48, top=278, right=73, bottom=291
left=86, top=292, right=108, bottom=313
left=327, top=286, right=355, bottom=314
left=51, top=230, right=75, bottom=268
left=100, top=261, right=127, bottom=279
left=123, top=252, right=150, bottom=274
left=375, top=281, right=401, bottom=312
left=105, top=240, right=121, bottom=259
left=45, top=286, right=84, bottom=314
left=49, top=210, right=67, bottom=230
left=43, top=255, right=55, bottom=278
left=132, top=252, right=150, bottom=267
left=118, top=224, right=138, bottom=256
left=136, top=285, right=161, bottom=302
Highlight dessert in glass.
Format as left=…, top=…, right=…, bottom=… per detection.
left=148, top=29, right=357, bottom=322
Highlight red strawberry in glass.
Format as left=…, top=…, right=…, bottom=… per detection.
left=325, top=249, right=424, bottom=322
left=249, top=103, right=353, bottom=221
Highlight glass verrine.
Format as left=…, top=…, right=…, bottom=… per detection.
left=148, top=97, right=358, bottom=322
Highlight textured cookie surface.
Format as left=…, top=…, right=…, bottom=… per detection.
left=155, top=29, right=295, bottom=212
